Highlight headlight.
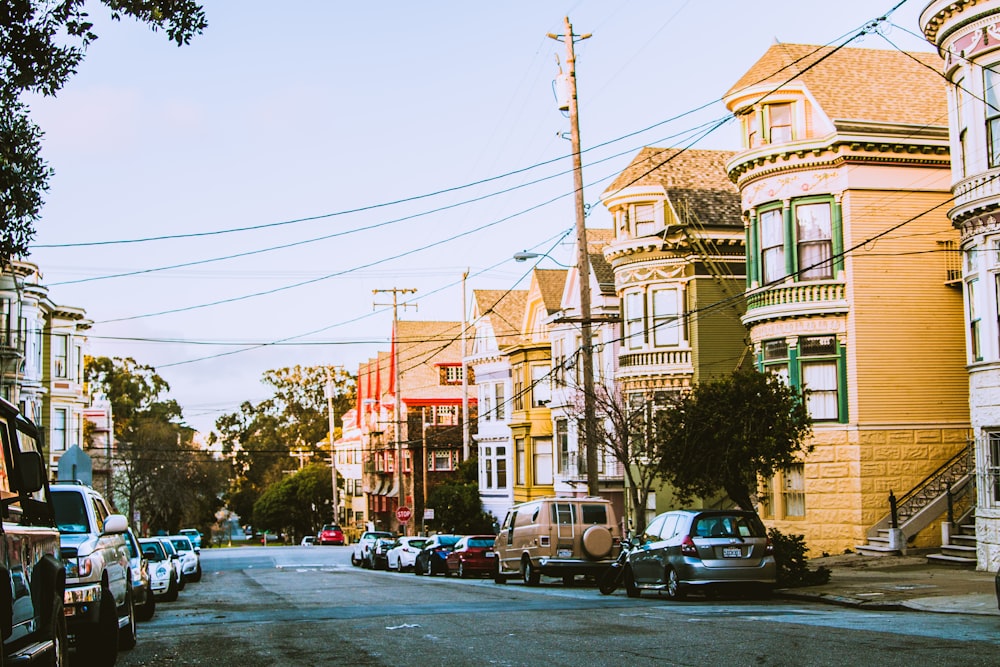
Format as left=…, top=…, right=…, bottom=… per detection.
left=65, top=557, right=93, bottom=579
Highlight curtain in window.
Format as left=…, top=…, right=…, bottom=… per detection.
left=533, top=438, right=553, bottom=485
left=802, top=361, right=838, bottom=420
left=796, top=203, right=833, bottom=280
left=651, top=288, right=680, bottom=346
left=625, top=291, right=644, bottom=349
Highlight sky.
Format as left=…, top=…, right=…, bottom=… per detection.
left=24, top=0, right=934, bottom=436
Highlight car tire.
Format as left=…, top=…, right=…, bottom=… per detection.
left=458, top=563, right=467, bottom=579
left=624, top=566, right=641, bottom=599
left=414, top=556, right=424, bottom=575
left=45, top=592, right=68, bottom=667
left=522, top=558, right=540, bottom=586
left=79, top=588, right=119, bottom=667
left=351, top=553, right=361, bottom=567
left=177, top=571, right=186, bottom=591
left=119, top=586, right=137, bottom=650
left=136, top=586, right=155, bottom=622
left=426, top=558, right=434, bottom=576
left=581, top=525, right=614, bottom=559
left=192, top=563, right=202, bottom=583
left=493, top=569, right=507, bottom=585
left=164, top=573, right=179, bottom=602
left=664, top=567, right=685, bottom=600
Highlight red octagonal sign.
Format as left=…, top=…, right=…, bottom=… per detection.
left=396, top=506, right=412, bottom=523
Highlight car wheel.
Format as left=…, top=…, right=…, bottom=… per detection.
left=414, top=556, right=424, bottom=575
left=664, top=567, right=685, bottom=601
left=79, top=588, right=119, bottom=667
left=164, top=572, right=179, bottom=602
left=351, top=552, right=361, bottom=567
left=45, top=592, right=68, bottom=667
left=119, top=586, right=137, bottom=650
left=522, top=558, right=540, bottom=586
left=426, top=558, right=434, bottom=576
left=192, top=563, right=202, bottom=583
left=493, top=568, right=507, bottom=585
left=625, top=566, right=641, bottom=599
left=458, top=562, right=467, bottom=579
left=136, top=586, right=155, bottom=622
left=177, top=571, right=186, bottom=591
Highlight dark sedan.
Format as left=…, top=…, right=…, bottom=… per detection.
left=413, top=534, right=462, bottom=576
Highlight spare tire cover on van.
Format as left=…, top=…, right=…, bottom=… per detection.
left=581, top=525, right=613, bottom=559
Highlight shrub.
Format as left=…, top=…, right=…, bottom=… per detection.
left=768, top=528, right=831, bottom=587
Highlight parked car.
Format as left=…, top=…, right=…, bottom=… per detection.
left=387, top=536, right=429, bottom=572
left=446, top=535, right=497, bottom=578
left=622, top=509, right=776, bottom=599
left=414, top=534, right=462, bottom=576
left=351, top=531, right=394, bottom=567
left=179, top=528, right=203, bottom=549
left=139, top=537, right=180, bottom=601
left=51, top=481, right=137, bottom=665
left=124, top=527, right=155, bottom=621
left=158, top=537, right=186, bottom=592
left=318, top=523, right=345, bottom=546
left=300, top=536, right=316, bottom=546
left=368, top=537, right=396, bottom=570
left=493, top=496, right=621, bottom=585
left=167, top=534, right=202, bottom=582
left=0, top=398, right=67, bottom=666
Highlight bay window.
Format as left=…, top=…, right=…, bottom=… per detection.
left=625, top=291, right=644, bottom=349
left=795, top=202, right=833, bottom=280
left=986, top=66, right=1000, bottom=168
left=634, top=203, right=656, bottom=237
left=533, top=437, right=553, bottom=485
left=970, top=279, right=982, bottom=362
left=761, top=335, right=843, bottom=422
left=767, top=103, right=793, bottom=143
left=651, top=288, right=680, bottom=346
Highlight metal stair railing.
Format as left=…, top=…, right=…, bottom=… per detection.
left=892, top=443, right=974, bottom=525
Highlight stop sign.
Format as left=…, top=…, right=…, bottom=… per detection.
left=396, top=506, right=412, bottom=523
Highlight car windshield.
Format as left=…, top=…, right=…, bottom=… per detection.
left=160, top=540, right=177, bottom=556
left=140, top=541, right=166, bottom=561
left=51, top=491, right=90, bottom=534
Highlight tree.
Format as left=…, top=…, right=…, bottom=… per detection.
left=252, top=463, right=331, bottom=542
left=213, top=365, right=354, bottom=528
left=1, top=1, right=206, bottom=261
left=577, top=382, right=664, bottom=536
left=653, top=368, right=813, bottom=511
left=85, top=355, right=225, bottom=533
left=424, top=457, right=495, bottom=534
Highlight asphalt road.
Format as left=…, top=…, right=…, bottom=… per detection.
left=116, top=545, right=1000, bottom=666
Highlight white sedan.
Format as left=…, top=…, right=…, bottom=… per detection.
left=387, top=537, right=430, bottom=571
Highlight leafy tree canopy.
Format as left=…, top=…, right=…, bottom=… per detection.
left=0, top=0, right=206, bottom=261
left=252, top=463, right=331, bottom=540
left=653, top=368, right=813, bottom=511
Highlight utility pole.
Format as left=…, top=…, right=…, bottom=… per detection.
left=461, top=269, right=470, bottom=461
left=373, top=287, right=417, bottom=534
left=548, top=17, right=598, bottom=496
left=325, top=364, right=344, bottom=524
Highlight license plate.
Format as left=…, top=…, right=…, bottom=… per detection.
left=723, top=547, right=742, bottom=558
left=485, top=552, right=495, bottom=558
left=557, top=549, right=573, bottom=558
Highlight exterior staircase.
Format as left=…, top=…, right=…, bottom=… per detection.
left=855, top=444, right=975, bottom=558
left=926, top=510, right=978, bottom=567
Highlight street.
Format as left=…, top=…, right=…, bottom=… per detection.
left=115, top=546, right=1000, bottom=666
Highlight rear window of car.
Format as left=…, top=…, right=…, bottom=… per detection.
left=693, top=514, right=766, bottom=538
left=407, top=539, right=428, bottom=549
left=322, top=525, right=340, bottom=532
left=581, top=504, right=608, bottom=525
left=467, top=537, right=494, bottom=548
left=140, top=541, right=166, bottom=561
left=439, top=535, right=461, bottom=546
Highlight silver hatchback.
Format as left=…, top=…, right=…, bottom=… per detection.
left=624, top=510, right=775, bottom=599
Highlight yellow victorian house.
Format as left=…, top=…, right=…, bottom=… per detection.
left=507, top=269, right=567, bottom=504
left=724, top=43, right=970, bottom=556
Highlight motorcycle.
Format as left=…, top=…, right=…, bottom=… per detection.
left=598, top=536, right=635, bottom=595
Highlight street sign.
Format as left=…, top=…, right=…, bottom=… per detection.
left=396, top=506, right=412, bottom=523
left=424, top=508, right=435, bottom=520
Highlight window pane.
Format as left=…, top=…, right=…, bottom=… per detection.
left=768, top=103, right=793, bottom=143
left=760, top=209, right=785, bottom=283
left=651, top=289, right=680, bottom=346
left=803, top=361, right=838, bottom=420
left=634, top=203, right=656, bottom=236
left=625, top=291, right=644, bottom=349
left=783, top=464, right=805, bottom=517
left=533, top=438, right=553, bottom=485
left=796, top=203, right=833, bottom=280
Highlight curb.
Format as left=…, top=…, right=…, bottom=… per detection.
left=775, top=589, right=907, bottom=611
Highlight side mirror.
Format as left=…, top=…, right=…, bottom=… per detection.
left=16, top=450, right=43, bottom=494
left=103, top=514, right=128, bottom=535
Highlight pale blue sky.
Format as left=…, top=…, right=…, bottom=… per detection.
left=25, top=1, right=932, bottom=435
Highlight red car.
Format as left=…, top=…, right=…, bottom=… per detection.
left=318, top=524, right=345, bottom=546
left=445, top=535, right=497, bottom=578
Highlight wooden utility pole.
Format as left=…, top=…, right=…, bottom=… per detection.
left=373, top=287, right=417, bottom=534
left=548, top=17, right=598, bottom=496
left=325, top=364, right=344, bottom=524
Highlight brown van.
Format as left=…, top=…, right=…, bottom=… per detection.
left=493, top=497, right=621, bottom=585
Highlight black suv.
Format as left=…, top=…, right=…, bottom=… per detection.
left=0, top=398, right=68, bottom=664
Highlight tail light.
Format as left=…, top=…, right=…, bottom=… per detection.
left=680, top=536, right=699, bottom=558
left=612, top=537, right=621, bottom=547
left=765, top=536, right=774, bottom=555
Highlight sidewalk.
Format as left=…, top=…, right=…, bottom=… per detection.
left=776, top=551, right=999, bottom=616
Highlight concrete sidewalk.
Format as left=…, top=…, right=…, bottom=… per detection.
left=776, top=551, right=999, bottom=616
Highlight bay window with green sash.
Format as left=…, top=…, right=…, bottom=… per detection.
left=759, top=334, right=847, bottom=423
left=751, top=196, right=843, bottom=286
